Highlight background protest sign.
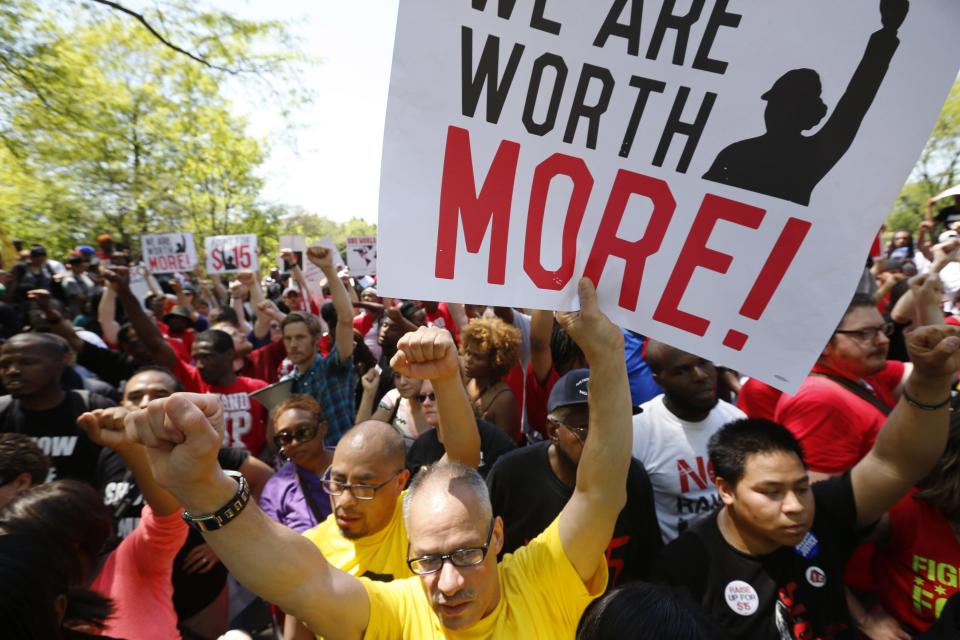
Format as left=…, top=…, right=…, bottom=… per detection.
left=378, top=0, right=960, bottom=392
left=205, top=234, right=258, bottom=274
left=141, top=233, right=197, bottom=274
left=346, top=236, right=377, bottom=276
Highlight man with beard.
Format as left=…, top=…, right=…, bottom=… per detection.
left=278, top=326, right=481, bottom=639
left=280, top=246, right=356, bottom=446
left=486, top=368, right=662, bottom=587
left=632, top=341, right=745, bottom=543
left=774, top=293, right=911, bottom=476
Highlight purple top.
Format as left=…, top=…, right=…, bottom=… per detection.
left=259, top=457, right=333, bottom=533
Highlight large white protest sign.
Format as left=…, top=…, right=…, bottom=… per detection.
left=378, top=0, right=960, bottom=392
left=205, top=234, right=258, bottom=274
left=141, top=233, right=197, bottom=274
left=346, top=236, right=377, bottom=276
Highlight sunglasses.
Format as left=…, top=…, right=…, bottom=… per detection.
left=273, top=424, right=320, bottom=449
left=416, top=392, right=437, bottom=403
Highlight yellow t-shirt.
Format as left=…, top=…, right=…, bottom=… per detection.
left=303, top=491, right=413, bottom=583
left=361, top=517, right=607, bottom=639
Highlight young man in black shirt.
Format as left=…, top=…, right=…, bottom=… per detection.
left=0, top=332, right=112, bottom=486
left=486, top=368, right=662, bottom=586
left=654, top=324, right=960, bottom=639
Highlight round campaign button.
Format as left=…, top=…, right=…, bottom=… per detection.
left=724, top=580, right=760, bottom=616
left=805, top=566, right=827, bottom=588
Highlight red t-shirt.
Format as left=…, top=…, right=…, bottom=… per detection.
left=874, top=494, right=960, bottom=633
left=353, top=311, right=376, bottom=337
left=736, top=377, right=783, bottom=422
left=525, top=362, right=560, bottom=439
left=773, top=361, right=904, bottom=474
left=425, top=302, right=460, bottom=344
left=239, top=339, right=286, bottom=385
left=172, top=359, right=268, bottom=454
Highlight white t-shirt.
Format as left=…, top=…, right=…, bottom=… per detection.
left=632, top=395, right=745, bottom=543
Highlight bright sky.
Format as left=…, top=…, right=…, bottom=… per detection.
left=217, top=0, right=400, bottom=224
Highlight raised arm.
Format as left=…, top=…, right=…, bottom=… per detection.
left=79, top=407, right=181, bottom=517
left=356, top=367, right=382, bottom=423
left=104, top=266, right=179, bottom=372
left=852, top=323, right=960, bottom=527
left=307, top=247, right=354, bottom=362
left=124, top=393, right=371, bottom=640
left=392, top=326, right=481, bottom=468
left=556, top=279, right=631, bottom=583
left=228, top=279, right=253, bottom=336
left=529, top=309, right=554, bottom=384
left=97, top=283, right=121, bottom=345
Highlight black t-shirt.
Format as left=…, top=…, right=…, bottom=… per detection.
left=77, top=343, right=141, bottom=389
left=98, top=446, right=250, bottom=538
left=653, top=474, right=863, bottom=640
left=406, top=419, right=516, bottom=478
left=0, top=390, right=114, bottom=486
left=486, top=441, right=662, bottom=586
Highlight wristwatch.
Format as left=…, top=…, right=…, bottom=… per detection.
left=181, top=470, right=250, bottom=532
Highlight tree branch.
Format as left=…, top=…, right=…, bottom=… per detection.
left=89, top=0, right=237, bottom=74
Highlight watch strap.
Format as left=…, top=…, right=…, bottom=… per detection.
left=182, top=470, right=250, bottom=532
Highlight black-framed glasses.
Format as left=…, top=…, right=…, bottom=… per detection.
left=416, top=392, right=437, bottom=403
left=321, top=468, right=404, bottom=500
left=834, top=322, right=894, bottom=342
left=563, top=422, right=589, bottom=442
left=273, top=424, right=320, bottom=449
left=407, top=519, right=494, bottom=575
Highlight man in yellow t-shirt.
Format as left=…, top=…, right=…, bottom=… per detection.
left=126, top=279, right=633, bottom=640
left=287, top=327, right=482, bottom=639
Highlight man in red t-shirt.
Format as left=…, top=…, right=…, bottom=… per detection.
left=775, top=293, right=911, bottom=476
left=168, top=330, right=268, bottom=453
left=116, top=272, right=269, bottom=454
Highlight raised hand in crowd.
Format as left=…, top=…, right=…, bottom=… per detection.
left=890, top=273, right=945, bottom=329
left=78, top=406, right=181, bottom=518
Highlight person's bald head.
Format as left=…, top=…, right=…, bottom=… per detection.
left=336, top=420, right=407, bottom=471
left=403, top=461, right=502, bottom=631
left=327, top=421, right=409, bottom=539
left=644, top=339, right=718, bottom=417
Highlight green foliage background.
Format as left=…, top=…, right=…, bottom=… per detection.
left=0, top=0, right=375, bottom=265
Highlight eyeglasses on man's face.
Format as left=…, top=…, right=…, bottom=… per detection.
left=416, top=392, right=437, bottom=403
left=273, top=423, right=320, bottom=450
left=321, top=468, right=404, bottom=500
left=562, top=422, right=589, bottom=442
left=407, top=518, right=494, bottom=575
left=834, top=322, right=894, bottom=343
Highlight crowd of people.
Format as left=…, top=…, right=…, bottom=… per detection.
left=2, top=214, right=960, bottom=639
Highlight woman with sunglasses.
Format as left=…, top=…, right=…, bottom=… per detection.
left=259, top=395, right=335, bottom=533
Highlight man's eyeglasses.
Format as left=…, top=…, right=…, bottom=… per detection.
left=407, top=519, right=494, bottom=575
left=834, top=322, right=894, bottom=343
left=416, top=392, right=437, bottom=403
left=563, top=423, right=589, bottom=442
left=321, top=468, right=404, bottom=500
left=273, top=424, right=320, bottom=450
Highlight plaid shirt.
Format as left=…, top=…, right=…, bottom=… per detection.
left=283, top=345, right=356, bottom=445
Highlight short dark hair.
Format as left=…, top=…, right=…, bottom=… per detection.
left=209, top=305, right=239, bottom=327
left=0, top=433, right=49, bottom=486
left=551, top=320, right=584, bottom=371
left=282, top=311, right=322, bottom=337
left=126, top=365, right=182, bottom=393
left=194, top=329, right=234, bottom=353
left=708, top=419, right=806, bottom=487
left=576, top=582, right=715, bottom=640
left=4, top=332, right=68, bottom=361
left=837, top=293, right=878, bottom=329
